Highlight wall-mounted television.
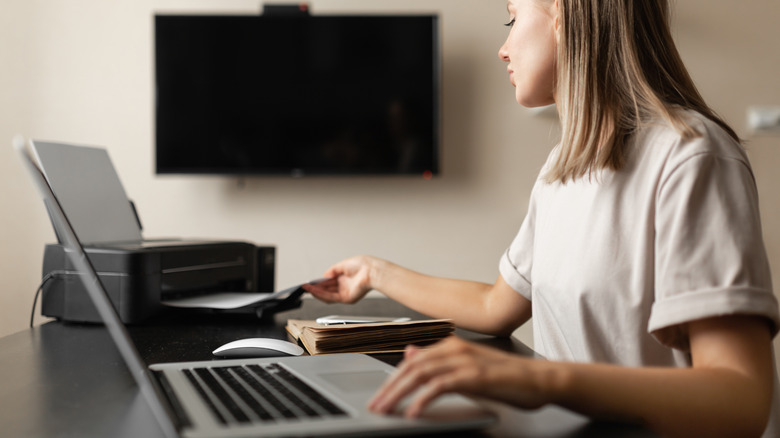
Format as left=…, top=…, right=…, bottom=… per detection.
left=154, top=13, right=440, bottom=177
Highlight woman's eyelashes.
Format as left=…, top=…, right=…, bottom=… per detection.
left=504, top=18, right=516, bottom=28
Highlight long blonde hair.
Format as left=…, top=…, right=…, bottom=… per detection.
left=548, top=0, right=739, bottom=183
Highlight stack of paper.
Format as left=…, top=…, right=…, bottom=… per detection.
left=286, top=319, right=455, bottom=355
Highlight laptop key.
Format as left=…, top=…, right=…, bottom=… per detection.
left=270, top=365, right=348, bottom=417
left=247, top=365, right=318, bottom=417
left=235, top=366, right=298, bottom=419
left=183, top=369, right=228, bottom=425
left=193, top=368, right=251, bottom=424
left=213, top=367, right=274, bottom=422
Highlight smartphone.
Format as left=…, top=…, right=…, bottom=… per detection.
left=315, top=315, right=411, bottom=325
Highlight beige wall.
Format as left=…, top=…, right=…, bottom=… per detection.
left=1, top=0, right=779, bottom=367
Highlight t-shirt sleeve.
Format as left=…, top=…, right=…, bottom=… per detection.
left=649, top=147, right=780, bottom=350
left=499, top=185, right=538, bottom=301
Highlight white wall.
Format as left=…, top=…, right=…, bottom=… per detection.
left=1, top=0, right=779, bottom=369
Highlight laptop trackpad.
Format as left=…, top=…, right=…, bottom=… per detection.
left=319, top=370, right=492, bottom=422
left=319, top=371, right=389, bottom=393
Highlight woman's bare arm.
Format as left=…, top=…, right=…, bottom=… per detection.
left=303, top=255, right=531, bottom=336
left=369, top=315, right=774, bottom=438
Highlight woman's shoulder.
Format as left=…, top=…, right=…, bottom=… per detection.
left=632, top=109, right=748, bottom=168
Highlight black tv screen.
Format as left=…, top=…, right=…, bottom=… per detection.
left=154, top=14, right=440, bottom=176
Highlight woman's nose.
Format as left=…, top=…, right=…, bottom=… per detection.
left=498, top=40, right=509, bottom=62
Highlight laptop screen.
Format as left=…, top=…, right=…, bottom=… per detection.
left=15, top=138, right=178, bottom=437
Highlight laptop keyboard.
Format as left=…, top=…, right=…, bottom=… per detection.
left=182, top=363, right=348, bottom=425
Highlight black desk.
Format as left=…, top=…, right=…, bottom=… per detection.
left=0, top=298, right=658, bottom=437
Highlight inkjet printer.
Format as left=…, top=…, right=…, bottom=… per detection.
left=41, top=240, right=276, bottom=324
left=31, top=140, right=279, bottom=324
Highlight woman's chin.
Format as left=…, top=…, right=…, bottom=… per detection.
left=517, top=98, right=555, bottom=109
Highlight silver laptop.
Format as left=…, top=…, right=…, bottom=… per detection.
left=15, top=137, right=496, bottom=438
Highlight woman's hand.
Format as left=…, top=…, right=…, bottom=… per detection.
left=368, top=337, right=558, bottom=418
left=302, top=255, right=379, bottom=304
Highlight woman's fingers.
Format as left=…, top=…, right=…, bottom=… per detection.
left=305, top=257, right=376, bottom=304
left=369, top=346, right=431, bottom=412
left=301, top=281, right=342, bottom=303
left=303, top=273, right=362, bottom=303
left=368, top=338, right=477, bottom=416
left=369, top=356, right=449, bottom=414
left=305, top=288, right=339, bottom=303
left=404, top=366, right=477, bottom=417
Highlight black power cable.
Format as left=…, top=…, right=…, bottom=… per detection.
left=30, top=270, right=79, bottom=328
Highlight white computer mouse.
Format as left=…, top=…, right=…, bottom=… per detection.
left=212, top=338, right=305, bottom=358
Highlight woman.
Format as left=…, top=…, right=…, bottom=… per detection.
left=304, top=1, right=780, bottom=436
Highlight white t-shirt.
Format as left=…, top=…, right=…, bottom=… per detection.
left=499, top=111, right=780, bottom=436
